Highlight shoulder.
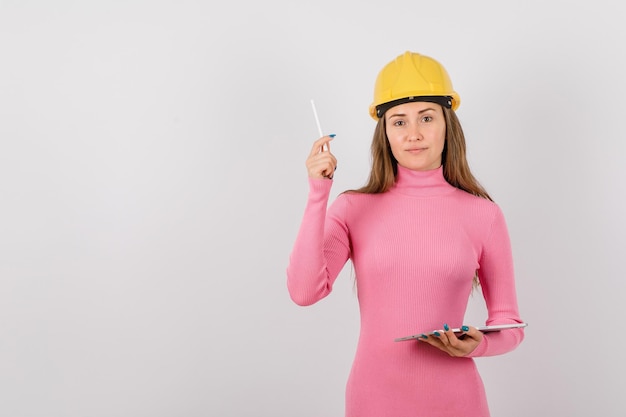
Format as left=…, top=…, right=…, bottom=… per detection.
left=337, top=189, right=385, bottom=201
left=327, top=190, right=386, bottom=220
left=451, top=188, right=506, bottom=223
left=448, top=191, right=512, bottom=246
left=452, top=188, right=498, bottom=207
left=331, top=189, right=381, bottom=208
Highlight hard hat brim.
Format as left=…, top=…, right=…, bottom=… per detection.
left=374, top=95, right=454, bottom=119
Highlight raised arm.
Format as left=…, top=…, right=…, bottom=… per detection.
left=286, top=135, right=349, bottom=306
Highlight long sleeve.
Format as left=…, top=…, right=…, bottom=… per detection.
left=286, top=178, right=351, bottom=306
left=467, top=205, right=525, bottom=357
left=286, top=165, right=525, bottom=416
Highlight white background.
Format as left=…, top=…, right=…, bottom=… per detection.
left=1, top=1, right=625, bottom=416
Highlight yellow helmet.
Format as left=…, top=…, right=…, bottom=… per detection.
left=369, top=51, right=460, bottom=120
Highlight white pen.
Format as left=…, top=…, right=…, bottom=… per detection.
left=310, top=99, right=328, bottom=151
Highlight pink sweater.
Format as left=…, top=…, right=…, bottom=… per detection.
left=287, top=165, right=524, bottom=417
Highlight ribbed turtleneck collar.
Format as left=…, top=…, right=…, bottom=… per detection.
left=390, top=165, right=456, bottom=197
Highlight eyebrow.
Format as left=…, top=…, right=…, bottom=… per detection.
left=387, top=107, right=437, bottom=118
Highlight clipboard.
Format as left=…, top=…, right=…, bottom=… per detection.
left=394, top=322, right=528, bottom=342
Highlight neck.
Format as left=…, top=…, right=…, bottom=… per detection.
left=390, top=165, right=455, bottom=197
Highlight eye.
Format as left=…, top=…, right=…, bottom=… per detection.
left=421, top=115, right=433, bottom=123
left=393, top=120, right=405, bottom=127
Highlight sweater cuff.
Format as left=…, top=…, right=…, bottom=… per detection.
left=308, top=177, right=333, bottom=195
left=466, top=336, right=489, bottom=357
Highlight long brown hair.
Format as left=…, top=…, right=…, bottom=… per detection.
left=348, top=106, right=492, bottom=201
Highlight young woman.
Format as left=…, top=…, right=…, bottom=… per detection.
left=286, top=51, right=525, bottom=417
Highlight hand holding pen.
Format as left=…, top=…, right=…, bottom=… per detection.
left=306, top=100, right=337, bottom=179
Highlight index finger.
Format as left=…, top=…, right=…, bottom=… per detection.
left=459, top=325, right=483, bottom=342
left=309, top=135, right=335, bottom=157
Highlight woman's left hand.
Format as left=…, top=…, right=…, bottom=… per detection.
left=418, top=324, right=483, bottom=357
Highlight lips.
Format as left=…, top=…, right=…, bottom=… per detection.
left=406, top=147, right=426, bottom=153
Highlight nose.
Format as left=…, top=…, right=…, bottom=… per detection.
left=407, top=123, right=423, bottom=141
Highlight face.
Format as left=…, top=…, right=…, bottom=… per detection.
left=385, top=101, right=446, bottom=171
